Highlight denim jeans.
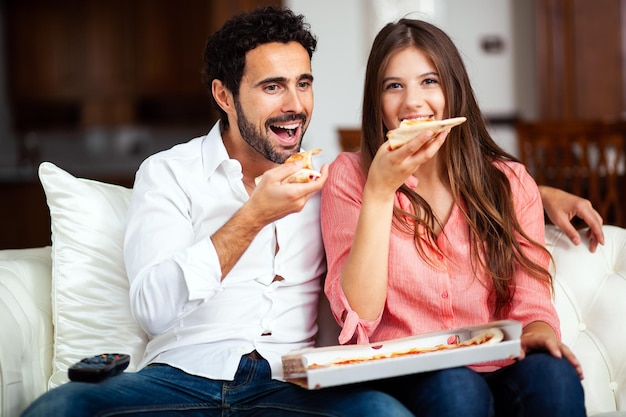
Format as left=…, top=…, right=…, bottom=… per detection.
left=21, top=355, right=414, bottom=417
left=22, top=352, right=584, bottom=417
left=368, top=352, right=586, bottom=417
left=483, top=352, right=586, bottom=417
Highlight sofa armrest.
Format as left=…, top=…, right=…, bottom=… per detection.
left=0, top=247, right=53, bottom=417
left=546, top=225, right=626, bottom=416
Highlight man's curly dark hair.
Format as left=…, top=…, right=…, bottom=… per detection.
left=202, top=6, right=317, bottom=129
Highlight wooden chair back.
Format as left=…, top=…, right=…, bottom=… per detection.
left=515, top=120, right=626, bottom=227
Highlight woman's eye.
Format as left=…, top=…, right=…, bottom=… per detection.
left=423, top=78, right=439, bottom=85
left=384, top=82, right=402, bottom=90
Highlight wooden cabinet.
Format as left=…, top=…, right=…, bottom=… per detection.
left=2, top=0, right=281, bottom=250
left=7, top=1, right=84, bottom=102
left=535, top=0, right=626, bottom=120
left=80, top=1, right=136, bottom=125
left=134, top=0, right=211, bottom=97
left=6, top=0, right=281, bottom=130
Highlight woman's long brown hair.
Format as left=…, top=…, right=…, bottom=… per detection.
left=360, top=19, right=552, bottom=317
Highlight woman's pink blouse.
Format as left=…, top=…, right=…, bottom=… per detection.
left=320, top=152, right=559, bottom=371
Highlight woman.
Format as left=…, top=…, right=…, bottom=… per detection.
left=321, top=19, right=585, bottom=417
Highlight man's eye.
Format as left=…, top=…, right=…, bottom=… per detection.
left=298, top=81, right=311, bottom=89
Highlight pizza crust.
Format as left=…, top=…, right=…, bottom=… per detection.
left=386, top=117, right=467, bottom=150
left=458, top=327, right=504, bottom=347
left=285, top=148, right=322, bottom=167
left=283, top=148, right=322, bottom=183
left=283, top=168, right=322, bottom=184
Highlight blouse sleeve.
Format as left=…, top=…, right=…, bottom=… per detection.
left=502, top=162, right=561, bottom=338
left=320, top=153, right=382, bottom=344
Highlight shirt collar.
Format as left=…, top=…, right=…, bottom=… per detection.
left=202, top=121, right=235, bottom=180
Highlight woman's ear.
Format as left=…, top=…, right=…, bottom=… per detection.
left=212, top=79, right=234, bottom=114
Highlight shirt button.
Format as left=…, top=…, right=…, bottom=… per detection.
left=441, top=291, right=448, bottom=298
left=577, top=323, right=586, bottom=331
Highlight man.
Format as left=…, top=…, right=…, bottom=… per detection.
left=21, top=6, right=415, bottom=417
left=22, top=5, right=602, bottom=417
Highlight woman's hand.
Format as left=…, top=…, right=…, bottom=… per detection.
left=520, top=321, right=584, bottom=380
left=367, top=129, right=449, bottom=193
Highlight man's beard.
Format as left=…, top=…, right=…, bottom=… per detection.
left=234, top=98, right=307, bottom=164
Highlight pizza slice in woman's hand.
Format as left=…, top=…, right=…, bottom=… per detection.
left=386, top=117, right=466, bottom=150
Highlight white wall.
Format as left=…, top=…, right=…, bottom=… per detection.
left=285, top=0, right=367, bottom=164
left=285, top=0, right=536, bottom=161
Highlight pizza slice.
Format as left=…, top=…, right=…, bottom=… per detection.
left=254, top=148, right=323, bottom=185
left=283, top=148, right=322, bottom=183
left=386, top=116, right=467, bottom=150
left=307, top=327, right=504, bottom=369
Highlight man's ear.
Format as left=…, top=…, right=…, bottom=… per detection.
left=212, top=79, right=234, bottom=114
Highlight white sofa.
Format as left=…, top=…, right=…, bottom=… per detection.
left=1, top=162, right=626, bottom=416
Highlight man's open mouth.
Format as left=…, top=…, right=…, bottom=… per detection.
left=270, top=122, right=300, bottom=141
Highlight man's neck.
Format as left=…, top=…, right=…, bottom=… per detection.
left=221, top=127, right=276, bottom=182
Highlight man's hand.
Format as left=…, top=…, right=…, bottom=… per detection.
left=212, top=162, right=328, bottom=279
left=539, top=185, right=605, bottom=252
left=248, top=161, right=328, bottom=225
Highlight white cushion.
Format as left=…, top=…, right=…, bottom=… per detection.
left=38, top=162, right=148, bottom=388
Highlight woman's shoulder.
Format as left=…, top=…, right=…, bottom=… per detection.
left=329, top=152, right=363, bottom=175
left=330, top=151, right=361, bottom=167
left=492, top=159, right=532, bottom=180
left=492, top=159, right=539, bottom=198
left=326, top=151, right=367, bottom=187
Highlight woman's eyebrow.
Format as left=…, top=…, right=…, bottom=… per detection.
left=382, top=71, right=439, bottom=83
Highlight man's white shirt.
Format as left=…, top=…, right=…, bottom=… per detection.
left=124, top=122, right=326, bottom=380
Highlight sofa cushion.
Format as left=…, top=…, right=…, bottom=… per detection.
left=38, top=162, right=148, bottom=388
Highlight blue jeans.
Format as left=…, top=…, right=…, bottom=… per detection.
left=483, top=352, right=586, bottom=417
left=368, top=352, right=586, bottom=417
left=21, top=355, right=413, bottom=417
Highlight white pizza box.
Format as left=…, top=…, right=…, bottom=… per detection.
left=282, top=320, right=521, bottom=389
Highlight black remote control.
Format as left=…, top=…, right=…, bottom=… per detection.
left=68, top=353, right=130, bottom=383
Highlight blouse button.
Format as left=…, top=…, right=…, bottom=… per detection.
left=441, top=291, right=449, bottom=298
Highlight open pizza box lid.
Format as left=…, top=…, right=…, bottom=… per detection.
left=282, top=320, right=522, bottom=389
